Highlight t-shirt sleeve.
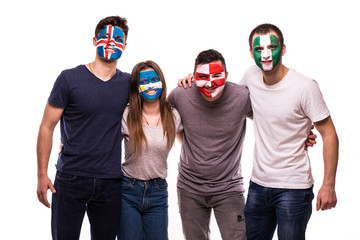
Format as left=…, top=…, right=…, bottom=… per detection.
left=121, top=106, right=129, bottom=135
left=168, top=89, right=176, bottom=108
left=172, top=108, right=183, bottom=133
left=301, top=80, right=330, bottom=123
left=48, top=71, right=70, bottom=108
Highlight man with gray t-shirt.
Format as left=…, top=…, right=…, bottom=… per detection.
left=168, top=49, right=252, bottom=240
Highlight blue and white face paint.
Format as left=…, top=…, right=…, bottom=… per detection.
left=139, top=70, right=162, bottom=100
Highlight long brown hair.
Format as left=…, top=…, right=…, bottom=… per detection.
left=127, top=60, right=176, bottom=154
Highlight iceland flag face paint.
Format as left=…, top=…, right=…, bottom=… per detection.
left=139, top=70, right=163, bottom=100
left=96, top=25, right=125, bottom=60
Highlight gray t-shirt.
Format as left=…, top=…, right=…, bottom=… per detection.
left=168, top=82, right=252, bottom=195
left=121, top=106, right=183, bottom=180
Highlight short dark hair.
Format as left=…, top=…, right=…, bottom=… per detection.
left=95, top=16, right=129, bottom=40
left=194, top=49, right=227, bottom=74
left=248, top=23, right=284, bottom=50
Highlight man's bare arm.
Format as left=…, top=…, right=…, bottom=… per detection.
left=36, top=102, right=64, bottom=208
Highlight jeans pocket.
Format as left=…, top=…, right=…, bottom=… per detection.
left=156, top=179, right=168, bottom=191
left=56, top=171, right=77, bottom=181
left=121, top=177, right=134, bottom=190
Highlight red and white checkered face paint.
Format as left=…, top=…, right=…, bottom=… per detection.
left=195, top=62, right=226, bottom=98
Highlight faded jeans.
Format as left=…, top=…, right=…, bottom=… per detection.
left=178, top=187, right=246, bottom=240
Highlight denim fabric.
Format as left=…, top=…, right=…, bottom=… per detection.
left=178, top=188, right=246, bottom=240
left=51, top=171, right=122, bottom=240
left=117, top=176, right=168, bottom=240
left=245, top=181, right=314, bottom=240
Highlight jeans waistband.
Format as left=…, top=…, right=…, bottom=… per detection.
left=122, top=176, right=166, bottom=186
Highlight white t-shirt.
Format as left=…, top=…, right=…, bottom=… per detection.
left=241, top=65, right=330, bottom=189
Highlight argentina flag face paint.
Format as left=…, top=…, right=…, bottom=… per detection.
left=96, top=25, right=125, bottom=60
left=139, top=70, right=162, bottom=100
left=195, top=61, right=226, bottom=98
left=252, top=34, right=281, bottom=71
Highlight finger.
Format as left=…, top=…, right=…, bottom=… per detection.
left=316, top=196, right=321, bottom=211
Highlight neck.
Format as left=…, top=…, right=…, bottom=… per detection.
left=262, top=63, right=289, bottom=86
left=88, top=55, right=118, bottom=81
left=142, top=99, right=161, bottom=115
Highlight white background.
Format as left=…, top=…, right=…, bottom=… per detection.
left=1, top=0, right=359, bottom=239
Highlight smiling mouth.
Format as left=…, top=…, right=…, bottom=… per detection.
left=145, top=90, right=157, bottom=95
left=105, top=47, right=117, bottom=53
left=204, top=86, right=218, bottom=92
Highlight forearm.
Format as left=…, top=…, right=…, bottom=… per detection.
left=37, top=126, right=54, bottom=178
left=321, top=132, right=339, bottom=187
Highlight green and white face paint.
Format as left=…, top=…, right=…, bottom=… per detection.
left=252, top=34, right=281, bottom=72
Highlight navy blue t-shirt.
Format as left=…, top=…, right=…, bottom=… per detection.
left=48, top=65, right=129, bottom=178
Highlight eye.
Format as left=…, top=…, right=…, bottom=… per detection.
left=255, top=47, right=263, bottom=52
left=139, top=80, right=149, bottom=85
left=151, top=77, right=160, bottom=82
left=115, top=36, right=124, bottom=43
left=212, top=73, right=222, bottom=78
left=269, top=45, right=278, bottom=50
left=199, top=74, right=208, bottom=79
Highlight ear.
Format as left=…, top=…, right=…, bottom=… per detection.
left=93, top=37, right=97, bottom=47
left=123, top=42, right=127, bottom=51
left=281, top=44, right=286, bottom=56
left=249, top=48, right=255, bottom=60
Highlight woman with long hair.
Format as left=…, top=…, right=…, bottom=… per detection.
left=117, top=60, right=182, bottom=240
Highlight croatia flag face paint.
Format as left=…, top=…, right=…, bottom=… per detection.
left=252, top=34, right=281, bottom=71
left=195, top=62, right=226, bottom=98
left=139, top=70, right=163, bottom=100
left=96, top=25, right=125, bottom=60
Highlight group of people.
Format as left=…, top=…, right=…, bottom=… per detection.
left=36, top=15, right=339, bottom=240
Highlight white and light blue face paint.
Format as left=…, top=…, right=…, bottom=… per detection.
left=139, top=70, right=162, bottom=100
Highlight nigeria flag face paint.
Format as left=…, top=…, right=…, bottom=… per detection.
left=139, top=70, right=163, bottom=100
left=252, top=34, right=281, bottom=71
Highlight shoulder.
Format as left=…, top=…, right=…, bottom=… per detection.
left=116, top=69, right=130, bottom=79
left=225, top=82, right=250, bottom=96
left=171, top=107, right=181, bottom=121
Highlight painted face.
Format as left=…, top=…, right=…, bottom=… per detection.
left=195, top=62, right=226, bottom=98
left=96, top=25, right=125, bottom=60
left=139, top=70, right=163, bottom=100
left=252, top=34, right=281, bottom=71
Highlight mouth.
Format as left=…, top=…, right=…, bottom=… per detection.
left=203, top=86, right=218, bottom=93
left=145, top=89, right=158, bottom=95
left=262, top=60, right=273, bottom=65
left=105, top=47, right=117, bottom=53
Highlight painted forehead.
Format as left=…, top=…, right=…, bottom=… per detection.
left=98, top=25, right=124, bottom=40
left=139, top=70, right=158, bottom=78
left=196, top=62, right=225, bottom=74
left=253, top=34, right=279, bottom=47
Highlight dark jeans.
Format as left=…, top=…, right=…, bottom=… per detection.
left=245, top=181, right=314, bottom=240
left=117, top=176, right=168, bottom=240
left=51, top=171, right=122, bottom=240
left=178, top=188, right=246, bottom=240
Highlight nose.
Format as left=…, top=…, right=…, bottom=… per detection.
left=262, top=49, right=272, bottom=60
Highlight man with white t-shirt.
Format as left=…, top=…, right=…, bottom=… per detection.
left=241, top=23, right=339, bottom=240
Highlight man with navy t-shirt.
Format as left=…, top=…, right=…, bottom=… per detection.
left=36, top=16, right=130, bottom=240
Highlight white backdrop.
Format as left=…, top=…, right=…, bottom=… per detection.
left=1, top=0, right=359, bottom=239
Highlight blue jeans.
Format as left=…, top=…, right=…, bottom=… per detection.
left=245, top=181, right=314, bottom=240
left=51, top=171, right=122, bottom=240
left=117, top=176, right=168, bottom=240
